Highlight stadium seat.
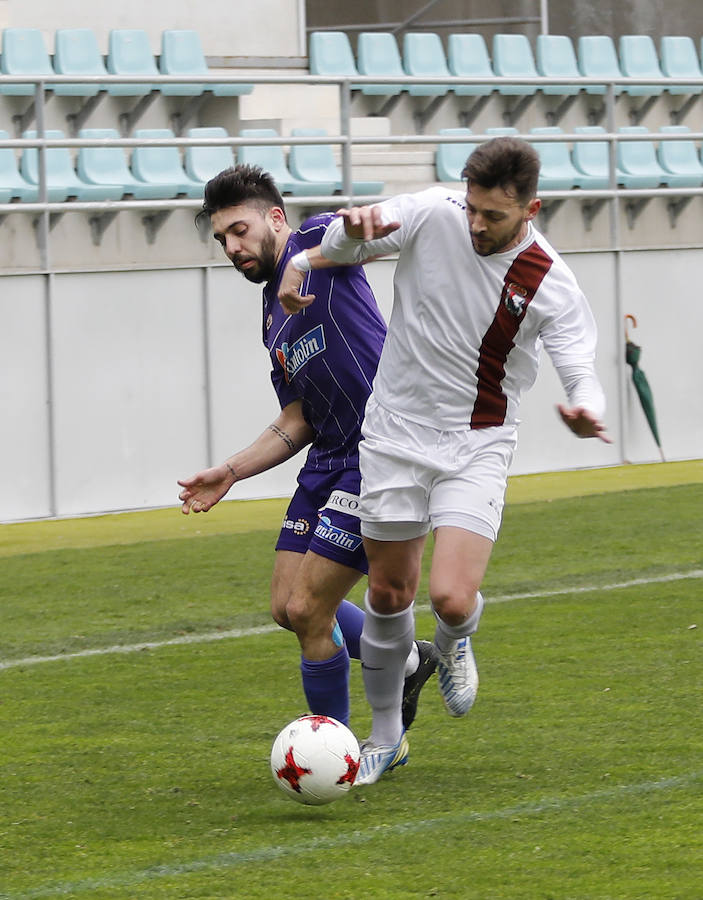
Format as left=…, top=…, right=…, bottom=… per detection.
left=238, top=128, right=331, bottom=195
left=0, top=128, right=39, bottom=200
left=536, top=35, right=581, bottom=95
left=572, top=125, right=613, bottom=188
left=106, top=29, right=158, bottom=96
left=77, top=127, right=179, bottom=199
left=529, top=126, right=583, bottom=190
left=308, top=31, right=360, bottom=84
left=184, top=126, right=235, bottom=184
left=159, top=30, right=253, bottom=97
left=402, top=32, right=451, bottom=96
left=131, top=128, right=205, bottom=197
left=492, top=34, right=539, bottom=95
left=52, top=29, right=106, bottom=97
left=289, top=127, right=383, bottom=195
left=616, top=125, right=667, bottom=187
left=447, top=33, right=493, bottom=96
left=618, top=35, right=664, bottom=97
left=659, top=36, right=703, bottom=95
left=577, top=35, right=623, bottom=95
left=0, top=28, right=55, bottom=96
left=434, top=127, right=477, bottom=182
left=21, top=128, right=124, bottom=201
left=355, top=32, right=403, bottom=96
left=485, top=126, right=520, bottom=136
left=657, top=125, right=703, bottom=186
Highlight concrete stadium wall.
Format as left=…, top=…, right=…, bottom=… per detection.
left=2, top=247, right=701, bottom=522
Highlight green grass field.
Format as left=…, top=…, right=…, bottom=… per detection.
left=1, top=461, right=702, bottom=899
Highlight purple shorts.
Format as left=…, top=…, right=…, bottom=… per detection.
left=275, top=466, right=368, bottom=574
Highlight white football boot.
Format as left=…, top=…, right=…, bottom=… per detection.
left=436, top=636, right=479, bottom=716
left=354, top=733, right=409, bottom=786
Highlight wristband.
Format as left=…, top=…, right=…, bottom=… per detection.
left=290, top=251, right=312, bottom=273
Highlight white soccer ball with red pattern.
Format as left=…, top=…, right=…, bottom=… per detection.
left=270, top=714, right=360, bottom=805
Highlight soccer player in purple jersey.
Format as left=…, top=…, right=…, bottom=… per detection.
left=177, top=165, right=437, bottom=730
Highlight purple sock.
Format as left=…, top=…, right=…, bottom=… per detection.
left=300, top=646, right=350, bottom=725
left=335, top=599, right=365, bottom=659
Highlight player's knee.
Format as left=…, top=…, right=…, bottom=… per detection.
left=431, top=585, right=480, bottom=626
left=366, top=577, right=415, bottom=615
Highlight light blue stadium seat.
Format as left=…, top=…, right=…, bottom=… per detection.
left=492, top=34, right=538, bottom=95
left=159, top=30, right=253, bottom=97
left=0, top=128, right=39, bottom=200
left=657, top=125, right=703, bottom=186
left=0, top=28, right=54, bottom=96
left=447, top=33, right=493, bottom=96
left=77, top=128, right=178, bottom=199
left=356, top=32, right=403, bottom=96
left=289, top=127, right=383, bottom=195
left=485, top=126, right=520, bottom=136
left=21, top=128, right=124, bottom=201
left=529, top=126, right=585, bottom=190
left=53, top=28, right=106, bottom=97
left=238, top=128, right=330, bottom=196
left=131, top=128, right=205, bottom=197
left=184, top=127, right=235, bottom=184
left=536, top=35, right=581, bottom=95
left=577, top=35, right=623, bottom=95
left=402, top=32, right=451, bottom=96
left=618, top=35, right=663, bottom=97
left=308, top=31, right=361, bottom=86
left=616, top=125, right=667, bottom=187
left=106, top=29, right=158, bottom=96
left=435, top=127, right=477, bottom=182
left=572, top=125, right=613, bottom=188
left=659, top=36, right=703, bottom=95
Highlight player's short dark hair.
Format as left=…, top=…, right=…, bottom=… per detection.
left=196, top=164, right=286, bottom=227
left=462, top=137, right=540, bottom=206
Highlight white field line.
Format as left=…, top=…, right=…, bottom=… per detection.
left=2, top=568, right=701, bottom=673
left=2, top=769, right=701, bottom=899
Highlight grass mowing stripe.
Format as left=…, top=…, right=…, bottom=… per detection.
left=3, top=769, right=700, bottom=900
left=2, top=567, right=701, bottom=672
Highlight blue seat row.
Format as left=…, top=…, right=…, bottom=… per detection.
left=0, top=28, right=253, bottom=97
left=435, top=125, right=703, bottom=189
left=310, top=31, right=703, bottom=98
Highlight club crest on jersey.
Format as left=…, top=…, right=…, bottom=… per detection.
left=276, top=324, right=326, bottom=383
left=503, top=282, right=528, bottom=317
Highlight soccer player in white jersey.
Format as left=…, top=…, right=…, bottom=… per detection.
left=278, top=137, right=611, bottom=785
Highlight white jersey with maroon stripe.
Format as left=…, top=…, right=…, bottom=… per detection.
left=320, top=186, right=602, bottom=431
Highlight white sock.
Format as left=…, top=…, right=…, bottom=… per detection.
left=360, top=590, right=415, bottom=747
left=403, top=641, right=420, bottom=678
left=434, top=591, right=484, bottom=654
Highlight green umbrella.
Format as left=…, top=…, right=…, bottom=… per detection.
left=625, top=315, right=665, bottom=461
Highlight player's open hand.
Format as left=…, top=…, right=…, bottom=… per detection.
left=177, top=464, right=236, bottom=514
left=278, top=261, right=315, bottom=315
left=336, top=205, right=401, bottom=242
left=557, top=405, right=613, bottom=443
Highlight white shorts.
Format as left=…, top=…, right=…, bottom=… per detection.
left=359, top=396, right=518, bottom=543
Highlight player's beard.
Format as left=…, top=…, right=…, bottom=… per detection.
left=234, top=231, right=278, bottom=283
left=471, top=219, right=526, bottom=256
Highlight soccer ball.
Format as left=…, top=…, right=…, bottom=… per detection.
left=270, top=714, right=360, bottom=805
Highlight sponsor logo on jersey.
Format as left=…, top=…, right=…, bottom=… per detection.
left=275, top=324, right=326, bottom=383
left=503, top=282, right=528, bottom=317
left=314, top=516, right=362, bottom=552
left=282, top=516, right=310, bottom=535
left=323, top=490, right=362, bottom=517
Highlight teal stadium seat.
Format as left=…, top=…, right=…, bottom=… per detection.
left=402, top=32, right=451, bottom=96
left=289, top=127, right=383, bottom=195
left=184, top=127, right=235, bottom=184
left=536, top=35, right=581, bottom=95
left=0, top=128, right=39, bottom=200
left=77, top=128, right=179, bottom=199
left=0, top=28, right=55, bottom=96
left=434, top=127, right=477, bottom=182
left=238, top=128, right=332, bottom=195
left=159, top=30, right=253, bottom=97
left=577, top=35, right=623, bottom=95
left=659, top=36, right=703, bottom=95
left=492, top=34, right=538, bottom=95
left=529, top=126, right=584, bottom=190
left=131, top=128, right=205, bottom=197
left=53, top=29, right=106, bottom=97
left=446, top=34, right=493, bottom=96
left=355, top=32, right=403, bottom=96
left=618, top=35, right=664, bottom=97
left=656, top=125, right=703, bottom=187
left=21, top=128, right=124, bottom=201
left=485, top=126, right=519, bottom=136
left=106, top=29, right=158, bottom=96
left=616, top=125, right=667, bottom=188
left=308, top=31, right=362, bottom=88
left=572, top=125, right=613, bottom=188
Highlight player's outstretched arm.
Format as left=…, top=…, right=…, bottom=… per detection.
left=557, top=405, right=612, bottom=443
left=336, top=204, right=401, bottom=242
